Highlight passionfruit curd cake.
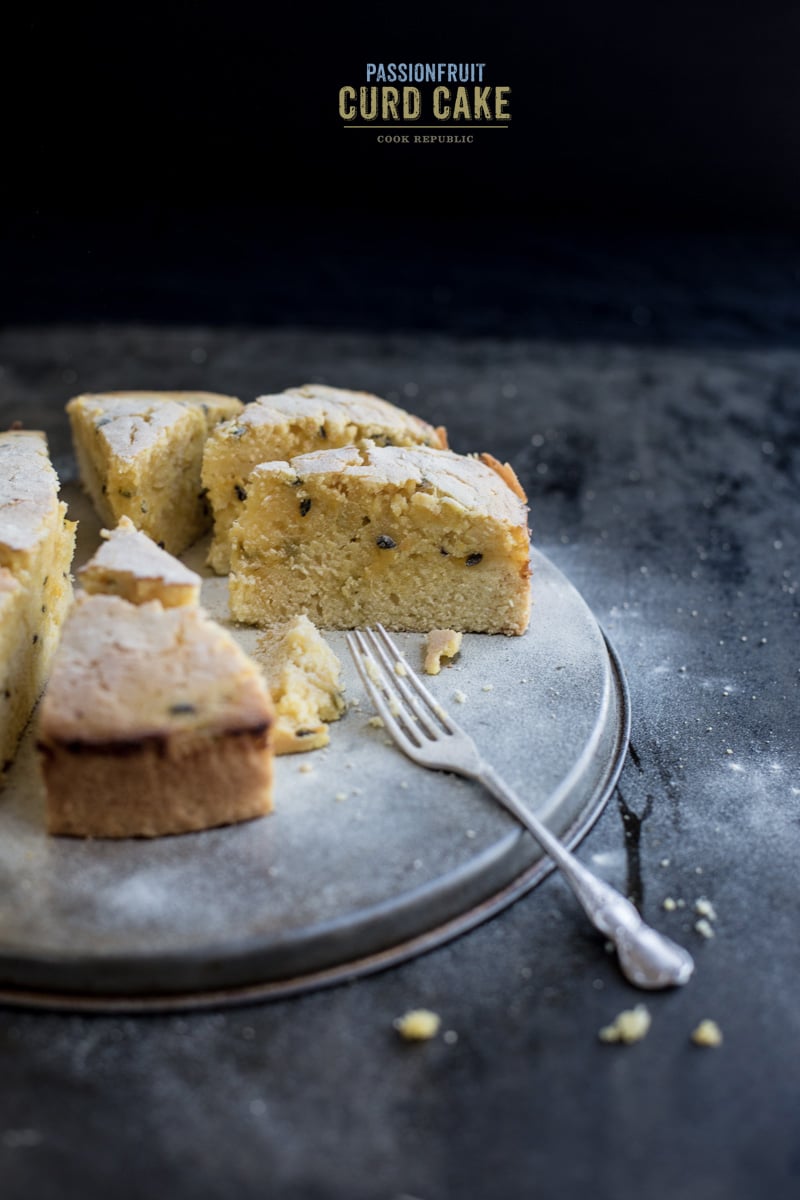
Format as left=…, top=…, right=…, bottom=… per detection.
left=37, top=594, right=274, bottom=838
left=229, top=442, right=531, bottom=634
left=202, top=384, right=448, bottom=573
left=67, top=391, right=242, bottom=556
left=79, top=516, right=201, bottom=608
left=0, top=430, right=76, bottom=774
left=255, top=614, right=346, bottom=754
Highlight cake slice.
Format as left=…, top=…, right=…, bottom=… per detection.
left=67, top=391, right=242, bottom=556
left=229, top=443, right=531, bottom=634
left=256, top=615, right=345, bottom=754
left=79, top=516, right=201, bottom=608
left=0, top=430, right=76, bottom=773
left=202, top=384, right=448, bottom=573
left=0, top=569, right=30, bottom=771
left=37, top=594, right=274, bottom=837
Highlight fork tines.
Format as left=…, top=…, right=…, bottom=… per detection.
left=347, top=625, right=458, bottom=748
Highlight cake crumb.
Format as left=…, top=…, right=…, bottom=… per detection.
left=423, top=629, right=463, bottom=675
left=367, top=716, right=385, bottom=729
left=363, top=655, right=381, bottom=684
left=662, top=897, right=677, bottom=911
left=334, top=791, right=347, bottom=802
left=598, top=1004, right=651, bottom=1044
left=453, top=690, right=467, bottom=704
left=298, top=762, right=313, bottom=774
left=481, top=683, right=494, bottom=692
left=394, top=660, right=408, bottom=677
left=695, top=917, right=715, bottom=939
left=394, top=1009, right=441, bottom=1041
left=660, top=858, right=670, bottom=867
left=694, top=897, right=717, bottom=921
left=692, top=1019, right=723, bottom=1048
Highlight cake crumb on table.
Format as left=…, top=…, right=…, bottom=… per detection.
left=692, top=1019, right=723, bottom=1047
left=695, top=917, right=715, bottom=939
left=694, top=897, right=717, bottom=921
left=598, top=1004, right=651, bottom=1044
left=663, top=897, right=677, bottom=911
left=423, top=629, right=463, bottom=675
left=394, top=1010, right=441, bottom=1041
left=453, top=689, right=467, bottom=704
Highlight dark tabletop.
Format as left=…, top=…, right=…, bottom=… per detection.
left=1, top=246, right=799, bottom=1199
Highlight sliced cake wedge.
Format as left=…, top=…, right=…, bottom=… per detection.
left=79, top=516, right=201, bottom=608
left=37, top=594, right=274, bottom=837
left=67, top=391, right=242, bottom=555
left=229, top=442, right=531, bottom=635
left=256, top=615, right=346, bottom=753
left=0, top=430, right=76, bottom=773
left=202, top=384, right=448, bottom=573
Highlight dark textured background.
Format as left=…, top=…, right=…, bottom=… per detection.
left=0, top=326, right=798, bottom=1199
left=2, top=3, right=800, bottom=1197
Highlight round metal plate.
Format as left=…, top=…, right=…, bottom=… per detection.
left=0, top=491, right=629, bottom=1011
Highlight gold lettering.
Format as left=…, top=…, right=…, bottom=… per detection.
left=472, top=87, right=491, bottom=121
left=382, top=87, right=400, bottom=121
left=452, top=87, right=470, bottom=120
left=339, top=86, right=357, bottom=121
left=433, top=86, right=450, bottom=120
left=359, top=86, right=378, bottom=122
left=495, top=87, right=511, bottom=120
left=403, top=87, right=421, bottom=121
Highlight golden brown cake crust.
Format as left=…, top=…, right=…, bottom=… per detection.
left=479, top=453, right=528, bottom=503
left=37, top=594, right=274, bottom=837
left=41, top=727, right=272, bottom=838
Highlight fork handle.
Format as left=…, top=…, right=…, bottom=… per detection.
left=476, top=763, right=694, bottom=989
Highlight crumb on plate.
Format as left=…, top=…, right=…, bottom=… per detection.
left=394, top=1009, right=441, bottom=1041
left=691, top=1019, right=723, bottom=1048
left=423, top=629, right=463, bottom=675
left=598, top=1004, right=651, bottom=1044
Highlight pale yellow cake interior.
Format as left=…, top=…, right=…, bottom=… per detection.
left=67, top=391, right=242, bottom=556
left=229, top=442, right=531, bottom=634
left=38, top=594, right=274, bottom=837
left=0, top=430, right=76, bottom=773
left=79, top=516, right=201, bottom=607
left=202, top=384, right=448, bottom=573
left=255, top=614, right=346, bottom=753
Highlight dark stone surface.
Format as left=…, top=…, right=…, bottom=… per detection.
left=1, top=326, right=798, bottom=1199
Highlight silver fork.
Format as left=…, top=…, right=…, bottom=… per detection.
left=347, top=624, right=694, bottom=990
